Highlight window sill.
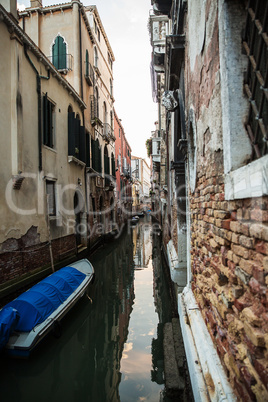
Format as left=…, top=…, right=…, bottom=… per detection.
left=225, top=155, right=268, bottom=200
left=68, top=155, right=86, bottom=168
left=43, top=145, right=57, bottom=153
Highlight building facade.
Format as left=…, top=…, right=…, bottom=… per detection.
left=0, top=1, right=87, bottom=299
left=149, top=0, right=268, bottom=400
left=131, top=156, right=151, bottom=213
left=114, top=110, right=132, bottom=227
left=19, top=0, right=116, bottom=249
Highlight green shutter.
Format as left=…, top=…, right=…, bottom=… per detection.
left=43, top=93, right=48, bottom=145
left=68, top=112, right=75, bottom=155
left=52, top=36, right=66, bottom=70
left=79, top=125, right=86, bottom=163
left=58, top=36, right=66, bottom=69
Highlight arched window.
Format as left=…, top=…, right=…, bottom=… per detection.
left=52, top=35, right=66, bottom=70
left=110, top=110, right=113, bottom=129
left=111, top=152, right=115, bottom=177
left=104, top=145, right=110, bottom=186
left=94, top=47, right=98, bottom=68
left=110, top=78, right=113, bottom=97
left=91, top=138, right=101, bottom=173
left=103, top=102, right=107, bottom=124
left=95, top=87, right=99, bottom=118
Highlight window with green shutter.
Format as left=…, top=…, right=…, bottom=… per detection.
left=43, top=93, right=55, bottom=148
left=52, top=35, right=67, bottom=70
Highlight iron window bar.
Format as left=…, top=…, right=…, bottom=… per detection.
left=243, top=0, right=268, bottom=160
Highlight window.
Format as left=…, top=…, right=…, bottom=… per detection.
left=91, top=138, right=102, bottom=173
left=95, top=87, right=99, bottom=118
left=94, top=47, right=98, bottom=68
left=52, top=35, right=66, bottom=70
left=135, top=160, right=139, bottom=178
left=110, top=111, right=113, bottom=130
left=110, top=79, right=113, bottom=97
left=68, top=107, right=86, bottom=163
left=46, top=180, right=56, bottom=216
left=103, top=102, right=107, bottom=124
left=43, top=93, right=55, bottom=149
left=85, top=49, right=89, bottom=77
left=219, top=0, right=268, bottom=199
left=243, top=0, right=268, bottom=160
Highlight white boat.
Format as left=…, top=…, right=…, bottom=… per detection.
left=0, top=259, right=94, bottom=358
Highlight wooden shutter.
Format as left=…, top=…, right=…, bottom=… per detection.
left=58, top=36, right=66, bottom=70
left=86, top=133, right=90, bottom=167
left=79, top=125, right=86, bottom=163
left=68, top=112, right=75, bottom=155
left=53, top=36, right=66, bottom=70
left=43, top=93, right=48, bottom=145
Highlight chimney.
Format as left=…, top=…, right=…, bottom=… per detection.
left=30, top=0, right=42, bottom=8
left=0, top=0, right=17, bottom=16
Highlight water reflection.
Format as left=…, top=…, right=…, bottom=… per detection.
left=0, top=229, right=135, bottom=402
left=119, top=222, right=164, bottom=402
left=0, top=220, right=179, bottom=402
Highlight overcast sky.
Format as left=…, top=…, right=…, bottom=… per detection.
left=18, top=0, right=158, bottom=160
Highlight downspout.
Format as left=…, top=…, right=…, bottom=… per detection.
left=24, top=44, right=50, bottom=171
left=78, top=6, right=89, bottom=247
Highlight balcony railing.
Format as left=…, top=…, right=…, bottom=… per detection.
left=85, top=62, right=95, bottom=86
left=47, top=54, right=73, bottom=72
left=103, top=123, right=115, bottom=143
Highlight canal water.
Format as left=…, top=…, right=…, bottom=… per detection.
left=0, top=218, right=190, bottom=402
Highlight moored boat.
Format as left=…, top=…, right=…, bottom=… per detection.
left=0, top=258, right=94, bottom=358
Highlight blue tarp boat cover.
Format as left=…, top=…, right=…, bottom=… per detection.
left=0, top=307, right=20, bottom=350
left=4, top=267, right=86, bottom=332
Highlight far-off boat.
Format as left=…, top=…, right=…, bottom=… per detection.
left=0, top=259, right=94, bottom=358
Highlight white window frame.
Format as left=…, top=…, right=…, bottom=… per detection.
left=218, top=0, right=268, bottom=200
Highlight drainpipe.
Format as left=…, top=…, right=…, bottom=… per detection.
left=78, top=6, right=89, bottom=247
left=24, top=44, right=50, bottom=171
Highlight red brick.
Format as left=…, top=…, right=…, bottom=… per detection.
left=255, top=240, right=268, bottom=255
left=221, top=219, right=232, bottom=230
left=251, top=208, right=268, bottom=222
left=240, top=366, right=257, bottom=400
left=253, top=359, right=268, bottom=390
left=252, top=265, right=265, bottom=284
left=249, top=277, right=261, bottom=295
left=233, top=377, right=253, bottom=402
left=234, top=294, right=252, bottom=312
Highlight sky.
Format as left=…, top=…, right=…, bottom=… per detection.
left=18, top=0, right=158, bottom=160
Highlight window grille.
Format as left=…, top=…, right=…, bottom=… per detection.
left=243, top=0, right=268, bottom=160
left=46, top=180, right=56, bottom=216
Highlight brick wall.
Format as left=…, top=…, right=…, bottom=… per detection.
left=0, top=233, right=76, bottom=286
left=191, top=151, right=268, bottom=401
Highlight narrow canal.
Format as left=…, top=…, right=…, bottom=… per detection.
left=0, top=218, right=192, bottom=402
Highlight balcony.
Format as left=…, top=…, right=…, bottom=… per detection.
left=149, top=14, right=169, bottom=72
left=47, top=54, right=73, bottom=73
left=90, top=95, right=102, bottom=126
left=103, top=123, right=115, bottom=143
left=151, top=0, right=172, bottom=16
left=85, top=62, right=95, bottom=86
left=152, top=137, right=161, bottom=163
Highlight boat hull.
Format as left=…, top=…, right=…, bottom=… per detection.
left=3, top=259, right=94, bottom=358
